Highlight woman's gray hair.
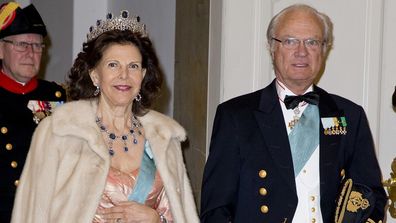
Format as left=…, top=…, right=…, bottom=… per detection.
left=266, top=4, right=333, bottom=54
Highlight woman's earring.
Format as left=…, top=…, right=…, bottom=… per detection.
left=134, top=93, right=142, bottom=102
left=94, top=85, right=100, bottom=96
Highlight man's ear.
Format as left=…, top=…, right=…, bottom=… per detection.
left=89, top=69, right=99, bottom=86
left=266, top=43, right=275, bottom=60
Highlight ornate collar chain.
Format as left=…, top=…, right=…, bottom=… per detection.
left=95, top=115, right=142, bottom=156
left=278, top=96, right=307, bottom=129
left=289, top=106, right=302, bottom=129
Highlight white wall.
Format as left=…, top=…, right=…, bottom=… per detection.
left=208, top=0, right=396, bottom=221
left=379, top=1, right=396, bottom=214
left=72, top=0, right=106, bottom=60
left=33, top=0, right=73, bottom=84
left=108, top=0, right=176, bottom=116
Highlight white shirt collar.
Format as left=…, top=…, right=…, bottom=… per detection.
left=275, top=79, right=314, bottom=102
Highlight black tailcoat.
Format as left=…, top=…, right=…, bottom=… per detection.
left=200, top=80, right=386, bottom=222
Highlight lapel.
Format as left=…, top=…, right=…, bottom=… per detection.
left=254, top=80, right=296, bottom=190
left=141, top=118, right=169, bottom=165
left=137, top=110, right=186, bottom=171
left=253, top=82, right=345, bottom=192
left=314, top=86, right=344, bottom=195
left=52, top=100, right=110, bottom=162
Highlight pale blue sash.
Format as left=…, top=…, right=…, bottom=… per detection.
left=288, top=104, right=320, bottom=177
left=128, top=140, right=156, bottom=203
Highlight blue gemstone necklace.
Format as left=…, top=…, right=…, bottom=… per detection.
left=95, top=115, right=142, bottom=156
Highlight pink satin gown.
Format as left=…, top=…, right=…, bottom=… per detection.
left=92, top=166, right=173, bottom=222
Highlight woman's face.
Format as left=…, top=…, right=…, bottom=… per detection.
left=90, top=43, right=146, bottom=108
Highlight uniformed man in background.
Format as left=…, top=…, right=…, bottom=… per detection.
left=0, top=2, right=66, bottom=222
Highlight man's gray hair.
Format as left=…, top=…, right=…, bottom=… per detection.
left=266, top=4, right=333, bottom=54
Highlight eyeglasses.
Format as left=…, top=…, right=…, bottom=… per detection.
left=272, top=37, right=324, bottom=50
left=1, top=39, right=45, bottom=53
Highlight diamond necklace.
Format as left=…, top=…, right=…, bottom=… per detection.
left=95, top=115, right=142, bottom=156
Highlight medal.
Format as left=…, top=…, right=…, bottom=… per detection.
left=321, top=116, right=347, bottom=135
left=27, top=100, right=64, bottom=124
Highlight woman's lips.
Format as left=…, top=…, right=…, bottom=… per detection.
left=114, top=85, right=131, bottom=91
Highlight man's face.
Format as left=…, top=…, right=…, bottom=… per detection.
left=272, top=10, right=325, bottom=94
left=0, top=33, right=43, bottom=83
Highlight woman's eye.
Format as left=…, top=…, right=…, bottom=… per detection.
left=108, top=62, right=118, bottom=68
left=129, top=64, right=140, bottom=70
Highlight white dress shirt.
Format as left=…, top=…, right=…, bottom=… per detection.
left=276, top=80, right=323, bottom=223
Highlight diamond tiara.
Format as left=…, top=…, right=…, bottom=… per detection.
left=86, top=10, right=147, bottom=42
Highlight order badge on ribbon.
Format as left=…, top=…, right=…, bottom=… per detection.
left=321, top=116, right=347, bottom=136
left=27, top=100, right=64, bottom=124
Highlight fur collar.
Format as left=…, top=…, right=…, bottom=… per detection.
left=49, top=100, right=186, bottom=154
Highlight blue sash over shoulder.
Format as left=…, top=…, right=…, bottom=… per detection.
left=128, top=140, right=157, bottom=203
left=288, top=104, right=319, bottom=177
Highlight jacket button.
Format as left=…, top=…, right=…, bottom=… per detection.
left=14, top=180, right=19, bottom=187
left=55, top=91, right=62, bottom=98
left=11, top=161, right=18, bottom=168
left=6, top=143, right=13, bottom=150
left=260, top=205, right=269, bottom=213
left=1, top=127, right=8, bottom=134
left=259, top=187, right=267, bottom=196
left=259, top=170, right=267, bottom=178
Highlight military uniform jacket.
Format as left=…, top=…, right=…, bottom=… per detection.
left=0, top=73, right=65, bottom=222
left=200, top=80, right=387, bottom=223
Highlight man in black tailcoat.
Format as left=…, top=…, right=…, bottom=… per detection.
left=201, top=4, right=387, bottom=223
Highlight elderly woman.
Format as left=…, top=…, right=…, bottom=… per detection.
left=11, top=11, right=199, bottom=223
